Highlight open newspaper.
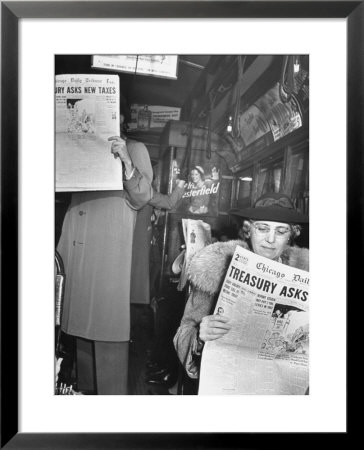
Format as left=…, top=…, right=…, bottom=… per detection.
left=199, top=245, right=309, bottom=395
left=177, top=219, right=211, bottom=291
left=56, top=74, right=122, bottom=191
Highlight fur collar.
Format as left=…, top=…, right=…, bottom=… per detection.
left=187, top=240, right=309, bottom=295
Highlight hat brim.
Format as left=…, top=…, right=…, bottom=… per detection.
left=228, top=206, right=309, bottom=224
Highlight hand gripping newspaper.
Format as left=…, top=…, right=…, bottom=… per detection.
left=199, top=245, right=309, bottom=395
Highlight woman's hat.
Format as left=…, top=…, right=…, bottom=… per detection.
left=193, top=166, right=204, bottom=175
left=228, top=192, right=309, bottom=223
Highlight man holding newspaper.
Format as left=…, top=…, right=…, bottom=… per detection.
left=174, top=192, right=309, bottom=395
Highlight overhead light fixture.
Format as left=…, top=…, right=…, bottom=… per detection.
left=294, top=56, right=300, bottom=73
left=179, top=58, right=205, bottom=70
left=240, top=177, right=253, bottom=181
left=226, top=116, right=233, bottom=133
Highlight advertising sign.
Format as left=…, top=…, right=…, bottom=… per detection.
left=129, top=104, right=181, bottom=130
left=172, top=150, right=221, bottom=217
left=92, top=55, right=178, bottom=79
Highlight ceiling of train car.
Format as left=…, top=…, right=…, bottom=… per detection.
left=55, top=55, right=307, bottom=134
left=125, top=55, right=211, bottom=107
left=55, top=55, right=211, bottom=110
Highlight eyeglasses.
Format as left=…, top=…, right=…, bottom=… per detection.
left=251, top=223, right=291, bottom=238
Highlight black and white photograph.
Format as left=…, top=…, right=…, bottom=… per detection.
left=1, top=1, right=357, bottom=445
left=55, top=54, right=310, bottom=396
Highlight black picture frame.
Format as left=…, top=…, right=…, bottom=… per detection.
left=1, top=1, right=360, bottom=448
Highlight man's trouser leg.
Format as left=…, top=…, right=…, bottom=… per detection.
left=94, top=341, right=129, bottom=395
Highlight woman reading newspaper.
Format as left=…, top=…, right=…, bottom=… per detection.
left=173, top=192, right=309, bottom=394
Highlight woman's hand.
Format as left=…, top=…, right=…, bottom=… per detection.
left=176, top=179, right=186, bottom=189
left=211, top=167, right=219, bottom=180
left=108, top=136, right=133, bottom=177
left=199, top=314, right=231, bottom=342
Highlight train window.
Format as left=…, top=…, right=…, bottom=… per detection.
left=284, top=147, right=309, bottom=215
left=255, top=157, right=284, bottom=201
left=236, top=168, right=254, bottom=208
left=218, top=176, right=233, bottom=213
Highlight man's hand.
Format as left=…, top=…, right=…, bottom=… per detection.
left=199, top=314, right=231, bottom=342
left=108, top=136, right=130, bottom=162
left=108, top=136, right=134, bottom=178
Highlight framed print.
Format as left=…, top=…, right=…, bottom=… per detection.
left=1, top=0, right=360, bottom=447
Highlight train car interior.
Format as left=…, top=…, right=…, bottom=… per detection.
left=55, top=54, right=309, bottom=395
